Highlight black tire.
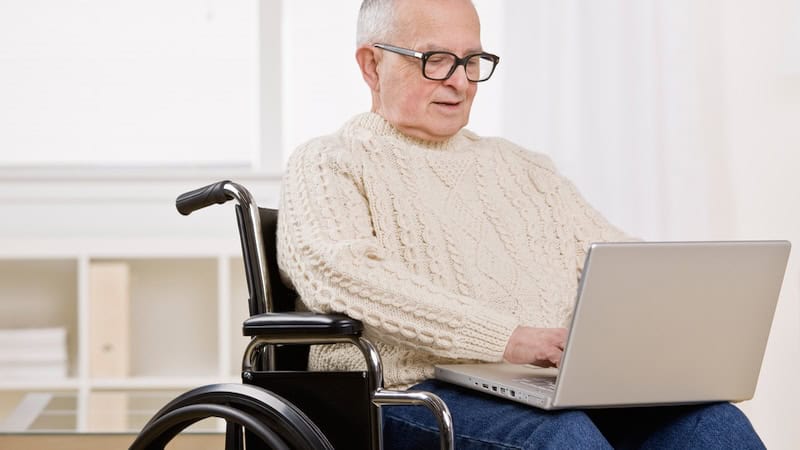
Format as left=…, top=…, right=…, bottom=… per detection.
left=129, top=383, right=333, bottom=450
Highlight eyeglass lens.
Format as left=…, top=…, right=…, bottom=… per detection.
left=424, top=53, right=495, bottom=81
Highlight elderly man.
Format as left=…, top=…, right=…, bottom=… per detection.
left=277, top=0, right=765, bottom=448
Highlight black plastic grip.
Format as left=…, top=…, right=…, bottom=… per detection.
left=175, top=180, right=232, bottom=215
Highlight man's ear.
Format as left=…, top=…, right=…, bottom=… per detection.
left=356, top=46, right=380, bottom=92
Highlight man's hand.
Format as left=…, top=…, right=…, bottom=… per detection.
left=503, top=326, right=568, bottom=367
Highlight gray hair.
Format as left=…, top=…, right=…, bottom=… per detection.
left=356, top=0, right=397, bottom=46
left=356, top=0, right=477, bottom=46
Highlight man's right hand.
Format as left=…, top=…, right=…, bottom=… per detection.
left=502, top=326, right=568, bottom=367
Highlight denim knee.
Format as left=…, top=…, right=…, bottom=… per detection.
left=383, top=408, right=611, bottom=450
left=521, top=410, right=611, bottom=450
left=641, top=402, right=765, bottom=449
left=693, top=403, right=764, bottom=449
left=382, top=379, right=612, bottom=450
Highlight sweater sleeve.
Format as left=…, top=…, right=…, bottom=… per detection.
left=277, top=137, right=519, bottom=362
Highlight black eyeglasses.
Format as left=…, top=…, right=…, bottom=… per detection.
left=374, top=43, right=500, bottom=82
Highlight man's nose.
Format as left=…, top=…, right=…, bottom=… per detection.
left=443, top=64, right=470, bottom=90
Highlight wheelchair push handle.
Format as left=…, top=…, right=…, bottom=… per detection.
left=176, top=180, right=232, bottom=215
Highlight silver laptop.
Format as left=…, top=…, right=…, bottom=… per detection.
left=435, top=241, right=791, bottom=410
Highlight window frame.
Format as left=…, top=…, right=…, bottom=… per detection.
left=0, top=0, right=284, bottom=180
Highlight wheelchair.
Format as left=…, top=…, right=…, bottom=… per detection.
left=129, top=181, right=455, bottom=450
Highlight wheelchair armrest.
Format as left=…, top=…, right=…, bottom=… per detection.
left=243, top=312, right=363, bottom=338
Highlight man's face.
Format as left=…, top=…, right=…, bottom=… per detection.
left=373, top=0, right=481, bottom=142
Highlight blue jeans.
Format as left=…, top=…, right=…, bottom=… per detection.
left=382, top=380, right=765, bottom=449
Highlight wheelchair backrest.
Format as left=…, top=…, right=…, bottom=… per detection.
left=235, top=206, right=310, bottom=370
left=256, top=207, right=298, bottom=313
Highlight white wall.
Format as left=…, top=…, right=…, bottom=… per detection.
left=281, top=0, right=366, bottom=155
left=0, top=0, right=279, bottom=245
left=0, top=0, right=260, bottom=166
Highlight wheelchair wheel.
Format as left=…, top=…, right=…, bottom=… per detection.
left=129, top=383, right=333, bottom=450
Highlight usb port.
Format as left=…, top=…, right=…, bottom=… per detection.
left=500, top=387, right=506, bottom=394
left=510, top=390, right=516, bottom=397
left=482, top=383, right=489, bottom=389
left=492, top=386, right=497, bottom=392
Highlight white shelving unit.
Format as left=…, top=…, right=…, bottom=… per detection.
left=0, top=238, right=253, bottom=433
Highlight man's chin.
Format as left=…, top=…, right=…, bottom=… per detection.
left=395, top=116, right=468, bottom=142
left=426, top=123, right=468, bottom=141
left=432, top=116, right=469, bottom=136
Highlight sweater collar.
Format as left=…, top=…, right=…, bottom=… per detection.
left=344, top=112, right=475, bottom=152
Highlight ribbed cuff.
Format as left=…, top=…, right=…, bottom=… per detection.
left=456, top=312, right=518, bottom=362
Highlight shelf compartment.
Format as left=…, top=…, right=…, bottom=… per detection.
left=0, top=390, right=77, bottom=432
left=0, top=259, right=78, bottom=378
left=120, top=258, right=219, bottom=378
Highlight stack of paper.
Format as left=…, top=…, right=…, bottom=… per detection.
left=0, top=327, right=68, bottom=379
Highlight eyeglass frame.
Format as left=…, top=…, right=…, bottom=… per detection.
left=373, top=43, right=500, bottom=82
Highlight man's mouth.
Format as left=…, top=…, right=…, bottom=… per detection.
left=433, top=100, right=461, bottom=106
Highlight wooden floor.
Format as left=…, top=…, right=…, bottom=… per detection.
left=0, top=433, right=224, bottom=450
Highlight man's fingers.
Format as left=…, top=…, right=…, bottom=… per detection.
left=550, top=348, right=563, bottom=366
left=534, top=348, right=562, bottom=368
left=549, top=328, right=568, bottom=350
left=504, top=326, right=569, bottom=365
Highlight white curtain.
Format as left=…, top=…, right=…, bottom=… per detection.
left=498, top=0, right=736, bottom=242
left=494, top=1, right=799, bottom=448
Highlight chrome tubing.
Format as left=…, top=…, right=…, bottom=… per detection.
left=222, top=182, right=271, bottom=314
left=373, top=389, right=454, bottom=450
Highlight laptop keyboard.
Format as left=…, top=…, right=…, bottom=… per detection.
left=514, top=377, right=557, bottom=390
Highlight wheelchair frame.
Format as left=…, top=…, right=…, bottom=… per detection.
left=130, top=181, right=454, bottom=450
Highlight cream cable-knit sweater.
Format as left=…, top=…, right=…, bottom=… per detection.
left=277, top=112, right=630, bottom=388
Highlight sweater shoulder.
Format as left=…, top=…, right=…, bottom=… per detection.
left=286, top=130, right=361, bottom=175
left=481, top=136, right=559, bottom=174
